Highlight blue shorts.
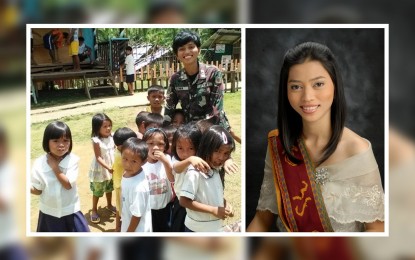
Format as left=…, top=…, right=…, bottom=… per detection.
left=126, top=74, right=134, bottom=83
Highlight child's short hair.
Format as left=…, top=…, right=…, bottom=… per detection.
left=91, top=113, right=112, bottom=138
left=143, top=128, right=169, bottom=152
left=126, top=46, right=132, bottom=51
left=42, top=121, right=73, bottom=154
left=121, top=137, right=148, bottom=161
left=162, top=125, right=177, bottom=138
left=172, top=109, right=186, bottom=123
left=172, top=30, right=201, bottom=55
left=171, top=123, right=202, bottom=160
left=145, top=113, right=164, bottom=128
left=136, top=111, right=150, bottom=128
left=197, top=125, right=235, bottom=161
left=113, top=127, right=137, bottom=146
left=79, top=36, right=85, bottom=42
left=147, top=85, right=165, bottom=95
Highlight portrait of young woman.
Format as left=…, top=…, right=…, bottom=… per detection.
left=245, top=28, right=386, bottom=232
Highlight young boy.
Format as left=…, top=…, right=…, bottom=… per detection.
left=145, top=85, right=166, bottom=115
left=121, top=137, right=152, bottom=232
left=135, top=112, right=164, bottom=139
left=113, top=127, right=137, bottom=232
left=124, top=46, right=135, bottom=95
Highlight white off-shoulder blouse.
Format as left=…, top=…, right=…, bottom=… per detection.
left=256, top=140, right=385, bottom=232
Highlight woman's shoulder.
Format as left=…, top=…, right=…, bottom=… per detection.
left=339, top=127, right=370, bottom=158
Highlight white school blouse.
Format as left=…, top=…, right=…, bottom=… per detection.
left=172, top=156, right=186, bottom=199
left=257, top=140, right=384, bottom=232
left=31, top=153, right=81, bottom=218
left=142, top=156, right=173, bottom=210
left=181, top=166, right=224, bottom=232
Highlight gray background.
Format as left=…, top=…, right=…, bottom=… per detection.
left=245, top=28, right=385, bottom=229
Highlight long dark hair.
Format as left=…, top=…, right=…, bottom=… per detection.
left=278, top=42, right=346, bottom=165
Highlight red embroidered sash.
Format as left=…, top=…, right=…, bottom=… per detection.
left=268, top=129, right=333, bottom=232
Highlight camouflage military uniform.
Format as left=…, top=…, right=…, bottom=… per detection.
left=165, top=63, right=230, bottom=130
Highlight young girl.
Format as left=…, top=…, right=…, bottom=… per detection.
left=170, top=123, right=210, bottom=232
left=142, top=128, right=174, bottom=232
left=31, top=121, right=89, bottom=232
left=180, top=125, right=235, bottom=232
left=88, top=113, right=116, bottom=224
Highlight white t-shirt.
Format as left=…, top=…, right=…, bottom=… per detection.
left=125, top=54, right=135, bottom=75
left=142, top=156, right=173, bottom=210
left=181, top=166, right=224, bottom=232
left=31, top=153, right=81, bottom=218
left=121, top=170, right=152, bottom=232
left=172, top=156, right=186, bottom=199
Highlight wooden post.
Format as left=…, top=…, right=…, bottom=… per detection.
left=140, top=67, right=144, bottom=92
left=119, top=67, right=125, bottom=92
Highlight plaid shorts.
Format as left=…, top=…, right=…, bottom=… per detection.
left=90, top=179, right=114, bottom=197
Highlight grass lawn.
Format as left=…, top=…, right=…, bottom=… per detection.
left=30, top=91, right=241, bottom=232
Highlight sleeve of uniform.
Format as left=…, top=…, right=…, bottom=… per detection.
left=208, top=68, right=230, bottom=130
left=180, top=168, right=199, bottom=200
left=31, top=157, right=45, bottom=191
left=164, top=74, right=179, bottom=122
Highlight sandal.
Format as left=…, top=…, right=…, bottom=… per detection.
left=90, top=212, right=100, bottom=223
left=105, top=205, right=116, bottom=214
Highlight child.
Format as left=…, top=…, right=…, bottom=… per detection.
left=121, top=138, right=152, bottom=232
left=31, top=121, right=89, bottom=232
left=135, top=112, right=164, bottom=139
left=88, top=113, right=116, bottom=224
left=135, top=111, right=150, bottom=139
left=180, top=125, right=235, bottom=232
left=162, top=125, right=177, bottom=155
left=142, top=128, right=174, bottom=232
left=146, top=85, right=166, bottom=115
left=124, top=46, right=135, bottom=95
left=170, top=123, right=210, bottom=232
left=78, top=36, right=93, bottom=64
left=112, top=127, right=137, bottom=232
left=171, top=109, right=186, bottom=127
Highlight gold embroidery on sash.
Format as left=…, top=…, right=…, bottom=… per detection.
left=292, top=181, right=311, bottom=217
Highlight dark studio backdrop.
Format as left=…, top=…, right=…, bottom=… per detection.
left=245, top=28, right=385, bottom=229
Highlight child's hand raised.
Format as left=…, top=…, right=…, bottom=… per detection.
left=189, top=156, right=210, bottom=173
left=46, top=153, right=61, bottom=172
left=153, top=150, right=168, bottom=163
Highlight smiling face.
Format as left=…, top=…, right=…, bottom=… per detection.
left=122, top=148, right=144, bottom=175
left=49, top=136, right=71, bottom=158
left=176, top=41, right=200, bottom=67
left=99, top=120, right=112, bottom=138
left=287, top=60, right=335, bottom=124
left=209, top=144, right=232, bottom=168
